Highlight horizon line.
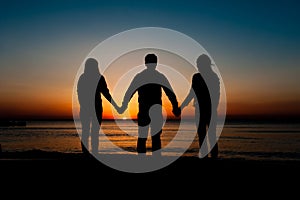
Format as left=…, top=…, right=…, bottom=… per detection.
left=1, top=114, right=300, bottom=122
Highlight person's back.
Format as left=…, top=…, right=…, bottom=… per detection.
left=78, top=74, right=114, bottom=115
left=135, top=69, right=173, bottom=108
left=120, top=53, right=180, bottom=154
left=195, top=54, right=220, bottom=158
left=209, top=72, right=220, bottom=113
left=77, top=63, right=101, bottom=112
left=77, top=58, right=117, bottom=155
left=180, top=54, right=220, bottom=158
left=192, top=73, right=211, bottom=119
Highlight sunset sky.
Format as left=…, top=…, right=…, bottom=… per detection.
left=0, top=0, right=299, bottom=120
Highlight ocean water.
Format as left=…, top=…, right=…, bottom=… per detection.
left=0, top=120, right=300, bottom=161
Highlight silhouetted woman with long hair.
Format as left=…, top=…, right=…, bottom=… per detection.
left=181, top=54, right=220, bottom=158
left=77, top=58, right=117, bottom=155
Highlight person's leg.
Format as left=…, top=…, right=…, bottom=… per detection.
left=137, top=111, right=150, bottom=154
left=151, top=132, right=162, bottom=157
left=80, top=108, right=90, bottom=154
left=210, top=141, right=218, bottom=158
left=208, top=112, right=218, bottom=158
left=137, top=126, right=148, bottom=154
left=91, top=109, right=101, bottom=155
left=197, top=122, right=208, bottom=158
left=151, top=132, right=162, bottom=151
left=197, top=111, right=209, bottom=158
left=150, top=109, right=163, bottom=156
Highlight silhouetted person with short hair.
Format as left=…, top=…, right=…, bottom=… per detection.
left=77, top=58, right=118, bottom=155
left=119, top=54, right=181, bottom=156
left=181, top=54, right=220, bottom=158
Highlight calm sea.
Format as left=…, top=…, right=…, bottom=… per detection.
left=0, top=120, right=300, bottom=161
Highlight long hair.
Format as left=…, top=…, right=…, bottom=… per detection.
left=84, top=58, right=101, bottom=77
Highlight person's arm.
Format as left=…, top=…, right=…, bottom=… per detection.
left=77, top=75, right=88, bottom=106
left=99, top=76, right=119, bottom=109
left=77, top=76, right=83, bottom=105
left=119, top=76, right=138, bottom=114
left=162, top=77, right=181, bottom=117
left=180, top=87, right=194, bottom=110
left=181, top=74, right=198, bottom=110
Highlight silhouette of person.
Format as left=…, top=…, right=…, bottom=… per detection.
left=119, top=54, right=181, bottom=156
left=180, top=54, right=220, bottom=158
left=77, top=58, right=118, bottom=155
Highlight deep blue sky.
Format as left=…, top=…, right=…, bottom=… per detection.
left=1, top=0, right=299, bottom=68
left=0, top=0, right=299, bottom=118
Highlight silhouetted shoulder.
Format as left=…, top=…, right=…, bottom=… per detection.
left=192, top=73, right=206, bottom=85
left=134, top=70, right=145, bottom=79
left=153, top=70, right=169, bottom=83
left=98, top=75, right=107, bottom=87
left=156, top=70, right=167, bottom=78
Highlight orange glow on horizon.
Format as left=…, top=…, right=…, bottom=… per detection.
left=1, top=49, right=300, bottom=120
left=1, top=91, right=300, bottom=120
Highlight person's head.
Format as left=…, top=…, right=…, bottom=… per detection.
left=84, top=58, right=100, bottom=75
left=145, top=53, right=157, bottom=69
left=196, top=54, right=213, bottom=73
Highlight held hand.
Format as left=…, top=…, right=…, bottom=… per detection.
left=172, top=106, right=181, bottom=117
left=179, top=105, right=184, bottom=111
left=113, top=105, right=122, bottom=114
left=118, top=104, right=127, bottom=114
left=111, top=99, right=120, bottom=111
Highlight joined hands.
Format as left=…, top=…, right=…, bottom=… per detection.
left=117, top=104, right=127, bottom=114
left=172, top=106, right=181, bottom=117
left=113, top=103, right=127, bottom=114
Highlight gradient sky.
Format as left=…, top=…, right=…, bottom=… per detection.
left=0, top=0, right=299, bottom=119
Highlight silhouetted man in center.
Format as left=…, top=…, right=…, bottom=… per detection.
left=119, top=54, right=181, bottom=156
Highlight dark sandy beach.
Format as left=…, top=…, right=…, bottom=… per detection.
left=1, top=150, right=299, bottom=179
left=0, top=150, right=299, bottom=197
